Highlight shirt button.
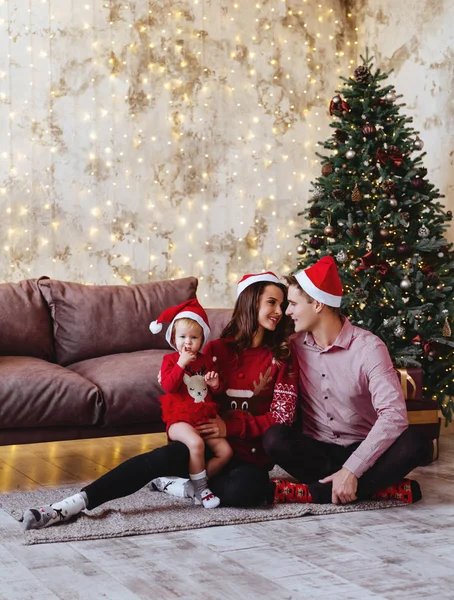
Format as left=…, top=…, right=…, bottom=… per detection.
left=324, top=396, right=328, bottom=400
left=322, top=374, right=326, bottom=377
left=251, top=447, right=256, bottom=453
left=238, top=373, right=244, bottom=379
left=330, top=417, right=334, bottom=421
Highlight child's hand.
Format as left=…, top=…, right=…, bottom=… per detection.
left=205, top=371, right=219, bottom=390
left=177, top=349, right=197, bottom=368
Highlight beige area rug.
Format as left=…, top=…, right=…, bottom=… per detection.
left=1, top=481, right=405, bottom=546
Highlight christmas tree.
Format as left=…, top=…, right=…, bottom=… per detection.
left=295, top=52, right=454, bottom=423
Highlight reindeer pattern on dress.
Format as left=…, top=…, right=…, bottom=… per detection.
left=183, top=365, right=208, bottom=404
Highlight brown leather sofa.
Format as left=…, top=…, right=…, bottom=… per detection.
left=0, top=276, right=232, bottom=447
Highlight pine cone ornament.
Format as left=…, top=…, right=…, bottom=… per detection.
left=354, top=65, right=370, bottom=82
left=308, top=205, right=322, bottom=218
left=381, top=179, right=395, bottom=193
left=442, top=317, right=452, bottom=338
left=351, top=183, right=362, bottom=203
left=334, top=129, right=348, bottom=143
left=331, top=189, right=346, bottom=202
left=354, top=288, right=367, bottom=298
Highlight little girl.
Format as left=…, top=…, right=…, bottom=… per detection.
left=149, top=298, right=233, bottom=508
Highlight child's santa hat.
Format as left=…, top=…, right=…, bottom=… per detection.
left=237, top=271, right=281, bottom=297
left=294, top=256, right=343, bottom=307
left=149, top=298, right=211, bottom=350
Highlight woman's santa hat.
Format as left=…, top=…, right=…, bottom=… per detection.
left=237, top=271, right=281, bottom=297
left=294, top=256, right=343, bottom=307
left=149, top=298, right=211, bottom=350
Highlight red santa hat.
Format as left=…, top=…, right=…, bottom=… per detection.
left=294, top=256, right=343, bottom=307
left=149, top=298, right=211, bottom=350
left=237, top=271, right=281, bottom=297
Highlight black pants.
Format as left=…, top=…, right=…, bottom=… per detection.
left=263, top=424, right=431, bottom=503
left=82, top=441, right=272, bottom=510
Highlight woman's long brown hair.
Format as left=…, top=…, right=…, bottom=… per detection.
left=220, top=281, right=292, bottom=362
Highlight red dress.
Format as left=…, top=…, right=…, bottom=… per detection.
left=204, top=339, right=298, bottom=466
left=160, top=352, right=219, bottom=431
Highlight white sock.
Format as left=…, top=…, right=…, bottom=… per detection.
left=52, top=492, right=87, bottom=518
left=23, top=492, right=88, bottom=530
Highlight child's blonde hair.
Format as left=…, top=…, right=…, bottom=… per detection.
left=170, top=318, right=204, bottom=347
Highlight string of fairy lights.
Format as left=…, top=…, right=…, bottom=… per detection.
left=0, top=0, right=357, bottom=304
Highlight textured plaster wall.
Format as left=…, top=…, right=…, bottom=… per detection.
left=358, top=0, right=454, bottom=243
left=0, top=0, right=452, bottom=306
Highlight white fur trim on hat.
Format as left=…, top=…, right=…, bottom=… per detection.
left=237, top=273, right=281, bottom=297
left=295, top=270, right=342, bottom=307
left=149, top=320, right=163, bottom=334
left=166, top=310, right=211, bottom=351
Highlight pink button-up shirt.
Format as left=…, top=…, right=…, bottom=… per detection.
left=291, top=318, right=408, bottom=478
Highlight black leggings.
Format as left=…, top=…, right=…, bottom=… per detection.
left=82, top=441, right=273, bottom=510
left=263, top=424, right=431, bottom=503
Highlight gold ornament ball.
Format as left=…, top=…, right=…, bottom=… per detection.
left=297, top=244, right=307, bottom=255
left=346, top=149, right=356, bottom=159
left=324, top=225, right=335, bottom=236
left=389, top=198, right=398, bottom=208
left=379, top=227, right=390, bottom=238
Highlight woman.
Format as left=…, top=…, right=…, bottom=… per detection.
left=23, top=271, right=298, bottom=530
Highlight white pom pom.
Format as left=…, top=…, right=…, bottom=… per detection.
left=149, top=320, right=162, bottom=334
left=212, top=356, right=217, bottom=363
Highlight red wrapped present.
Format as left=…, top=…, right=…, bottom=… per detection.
left=395, top=367, right=423, bottom=400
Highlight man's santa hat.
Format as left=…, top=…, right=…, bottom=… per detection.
left=237, top=271, right=281, bottom=297
left=149, top=298, right=211, bottom=350
left=294, top=256, right=343, bottom=307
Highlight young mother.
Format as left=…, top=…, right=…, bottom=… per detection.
left=23, top=271, right=298, bottom=529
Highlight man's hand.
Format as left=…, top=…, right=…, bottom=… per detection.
left=319, top=467, right=358, bottom=505
left=196, top=415, right=227, bottom=440
left=204, top=371, right=219, bottom=390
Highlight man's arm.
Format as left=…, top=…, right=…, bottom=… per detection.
left=343, top=340, right=408, bottom=479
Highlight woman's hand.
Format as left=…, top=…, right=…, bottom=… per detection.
left=196, top=415, right=227, bottom=440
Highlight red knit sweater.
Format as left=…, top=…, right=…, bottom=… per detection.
left=204, top=339, right=298, bottom=466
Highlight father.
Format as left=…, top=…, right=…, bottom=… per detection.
left=263, top=255, right=431, bottom=505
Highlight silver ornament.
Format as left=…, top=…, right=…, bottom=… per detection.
left=335, top=250, right=348, bottom=264
left=418, top=225, right=430, bottom=238
left=414, top=136, right=424, bottom=150
left=385, top=91, right=396, bottom=102
left=346, top=149, right=356, bottom=159
left=389, top=198, right=398, bottom=208
left=400, top=277, right=412, bottom=290
left=332, top=95, right=341, bottom=104
left=394, top=324, right=405, bottom=337
left=438, top=252, right=444, bottom=258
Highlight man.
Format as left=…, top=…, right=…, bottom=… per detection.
left=263, top=255, right=430, bottom=505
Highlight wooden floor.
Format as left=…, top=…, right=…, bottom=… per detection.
left=0, top=428, right=453, bottom=599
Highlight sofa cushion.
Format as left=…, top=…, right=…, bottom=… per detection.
left=0, top=356, right=102, bottom=428
left=68, top=349, right=167, bottom=427
left=39, top=277, right=198, bottom=366
left=205, top=308, right=233, bottom=341
left=0, top=280, right=55, bottom=361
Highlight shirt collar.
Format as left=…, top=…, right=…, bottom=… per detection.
left=301, top=317, right=354, bottom=350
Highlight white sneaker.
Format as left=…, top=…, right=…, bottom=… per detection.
left=149, top=476, right=195, bottom=499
